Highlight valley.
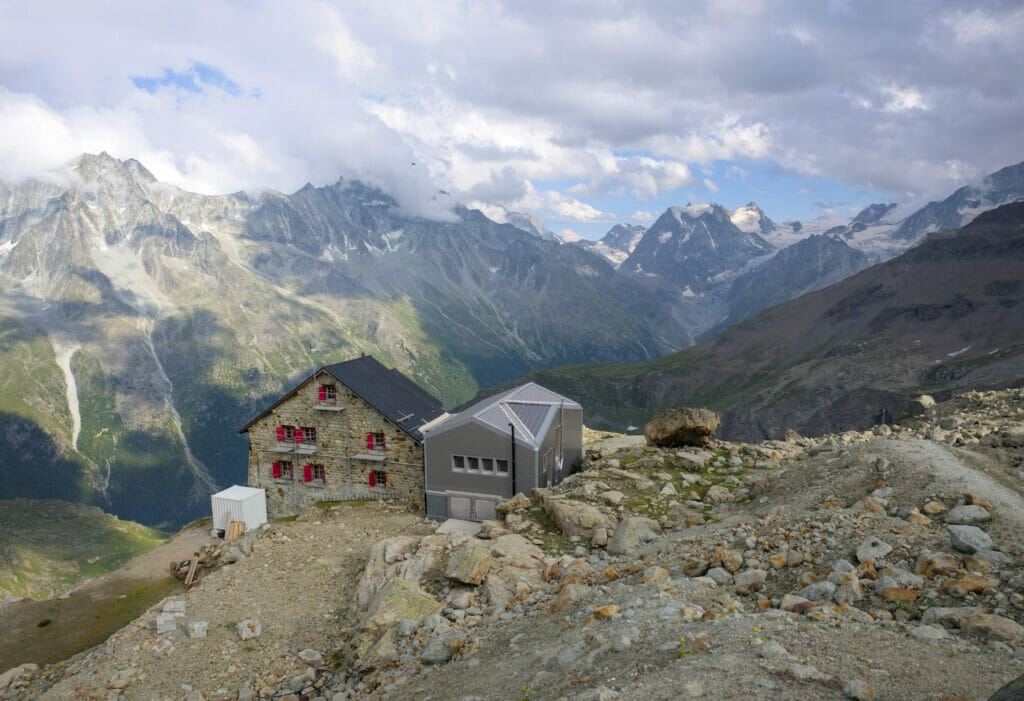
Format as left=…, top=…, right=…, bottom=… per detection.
left=0, top=154, right=1022, bottom=529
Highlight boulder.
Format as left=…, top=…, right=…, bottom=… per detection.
left=644, top=408, right=721, bottom=447
left=445, top=543, right=492, bottom=585
left=916, top=551, right=959, bottom=577
left=489, top=534, right=544, bottom=569
left=607, top=517, right=660, bottom=555
left=360, top=577, right=441, bottom=641
left=704, top=485, right=734, bottom=504
left=947, top=525, right=993, bottom=554
left=357, top=627, right=398, bottom=671
left=944, top=505, right=991, bottom=525
left=856, top=537, right=892, bottom=563
left=961, top=612, right=1024, bottom=644
left=537, top=491, right=617, bottom=540
left=921, top=606, right=985, bottom=629
left=496, top=492, right=531, bottom=515
left=355, top=535, right=422, bottom=608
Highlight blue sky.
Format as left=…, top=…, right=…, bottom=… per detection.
left=1, top=1, right=1022, bottom=239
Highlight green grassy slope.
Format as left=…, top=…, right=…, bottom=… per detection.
left=0, top=498, right=166, bottom=600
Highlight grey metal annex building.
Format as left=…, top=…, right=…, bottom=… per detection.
left=421, top=383, right=583, bottom=521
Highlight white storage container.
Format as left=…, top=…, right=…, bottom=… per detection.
left=211, top=485, right=268, bottom=532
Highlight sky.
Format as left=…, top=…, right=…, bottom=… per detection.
left=1, top=1, right=1023, bottom=239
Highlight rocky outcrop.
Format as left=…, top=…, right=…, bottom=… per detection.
left=644, top=408, right=721, bottom=447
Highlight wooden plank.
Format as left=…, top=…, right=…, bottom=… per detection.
left=227, top=521, right=245, bottom=541
left=184, top=557, right=199, bottom=587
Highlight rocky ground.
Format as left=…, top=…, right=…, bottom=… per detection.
left=2, top=389, right=1024, bottom=700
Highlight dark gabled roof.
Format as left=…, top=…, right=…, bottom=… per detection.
left=239, top=355, right=444, bottom=443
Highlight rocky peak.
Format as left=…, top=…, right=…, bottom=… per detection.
left=599, top=223, right=646, bottom=254
left=623, top=203, right=775, bottom=292
left=851, top=203, right=897, bottom=226
left=730, top=201, right=778, bottom=236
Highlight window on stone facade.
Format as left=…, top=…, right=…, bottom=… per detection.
left=272, top=460, right=294, bottom=480
left=318, top=384, right=337, bottom=402
left=300, top=426, right=316, bottom=443
left=276, top=425, right=296, bottom=442
left=369, top=470, right=387, bottom=488
left=366, top=432, right=386, bottom=451
left=303, top=463, right=325, bottom=484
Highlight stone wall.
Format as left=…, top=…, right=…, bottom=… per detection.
left=246, top=373, right=425, bottom=518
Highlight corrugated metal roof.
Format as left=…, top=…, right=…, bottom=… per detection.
left=507, top=402, right=550, bottom=437
left=423, top=382, right=580, bottom=449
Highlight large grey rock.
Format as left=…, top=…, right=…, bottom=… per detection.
left=445, top=543, right=492, bottom=585
left=706, top=567, right=732, bottom=585
left=422, top=634, right=465, bottom=665
left=734, top=569, right=768, bottom=590
left=607, top=517, right=660, bottom=555
left=921, top=606, right=985, bottom=629
left=537, top=491, right=617, bottom=539
left=354, top=535, right=423, bottom=608
left=797, top=580, right=838, bottom=603
left=961, top=612, right=1024, bottom=644
left=360, top=577, right=441, bottom=640
left=644, top=408, right=721, bottom=447
left=944, top=505, right=991, bottom=525
left=855, top=537, right=892, bottom=563
left=947, top=525, right=993, bottom=554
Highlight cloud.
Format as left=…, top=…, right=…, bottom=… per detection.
left=627, top=210, right=659, bottom=223
left=0, top=0, right=1021, bottom=225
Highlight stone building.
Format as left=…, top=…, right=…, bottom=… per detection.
left=240, top=355, right=445, bottom=518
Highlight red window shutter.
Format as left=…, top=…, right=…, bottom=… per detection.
left=294, top=429, right=303, bottom=443
left=276, top=426, right=285, bottom=442
left=272, top=461, right=281, bottom=478
left=366, top=434, right=374, bottom=450
left=368, top=471, right=375, bottom=487
left=303, top=464, right=312, bottom=482
left=318, top=385, right=326, bottom=400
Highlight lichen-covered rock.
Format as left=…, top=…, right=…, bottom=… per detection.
left=445, top=543, right=492, bottom=585
left=607, top=517, right=660, bottom=555
left=536, top=490, right=617, bottom=539
left=355, top=535, right=422, bottom=608
left=360, top=577, right=441, bottom=642
left=644, top=408, right=721, bottom=447
left=495, top=492, right=531, bottom=515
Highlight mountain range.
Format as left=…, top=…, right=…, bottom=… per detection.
left=518, top=202, right=1024, bottom=440
left=1, top=153, right=1022, bottom=526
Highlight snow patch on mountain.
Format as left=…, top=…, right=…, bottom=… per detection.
left=50, top=334, right=82, bottom=451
